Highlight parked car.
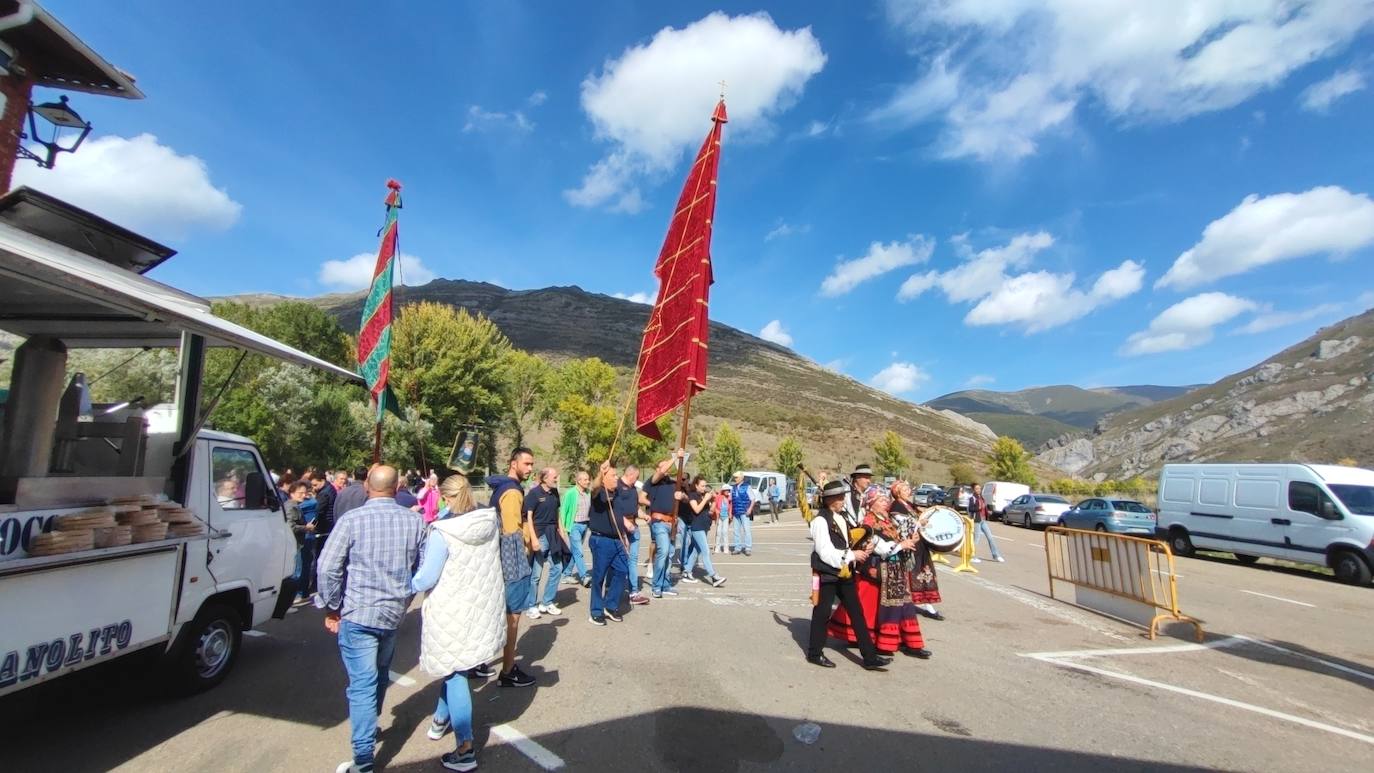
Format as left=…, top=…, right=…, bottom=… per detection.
left=950, top=485, right=973, bottom=511
left=913, top=483, right=942, bottom=506
left=1156, top=463, right=1374, bottom=585
left=1004, top=493, right=1073, bottom=528
left=1059, top=498, right=1157, bottom=535
left=929, top=488, right=949, bottom=506
left=982, top=481, right=1030, bottom=520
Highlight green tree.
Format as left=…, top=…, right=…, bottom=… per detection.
left=772, top=436, right=804, bottom=474
left=547, top=357, right=670, bottom=472
left=986, top=436, right=1036, bottom=486
left=699, top=422, right=745, bottom=483
left=390, top=302, right=512, bottom=470
left=67, top=347, right=180, bottom=406
left=948, top=461, right=976, bottom=485
left=873, top=430, right=910, bottom=478
left=503, top=350, right=554, bottom=449
left=211, top=301, right=352, bottom=367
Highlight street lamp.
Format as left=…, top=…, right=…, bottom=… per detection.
left=18, top=94, right=93, bottom=169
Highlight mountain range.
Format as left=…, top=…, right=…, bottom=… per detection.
left=926, top=383, right=1201, bottom=448
left=1037, top=308, right=1374, bottom=479
left=227, top=280, right=999, bottom=479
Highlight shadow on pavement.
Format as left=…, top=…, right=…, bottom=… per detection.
left=1212, top=637, right=1374, bottom=694
left=379, top=706, right=1219, bottom=773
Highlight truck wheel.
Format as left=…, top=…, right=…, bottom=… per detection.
left=1168, top=528, right=1194, bottom=557
left=166, top=603, right=242, bottom=694
left=1331, top=550, right=1373, bottom=586
left=1233, top=554, right=1260, bottom=565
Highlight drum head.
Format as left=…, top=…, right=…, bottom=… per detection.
left=921, top=506, right=965, bottom=553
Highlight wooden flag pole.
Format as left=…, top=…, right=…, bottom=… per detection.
left=372, top=421, right=382, bottom=464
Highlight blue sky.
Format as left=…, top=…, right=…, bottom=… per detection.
left=19, top=1, right=1374, bottom=402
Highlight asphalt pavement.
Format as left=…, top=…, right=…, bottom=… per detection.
left=3, top=514, right=1370, bottom=772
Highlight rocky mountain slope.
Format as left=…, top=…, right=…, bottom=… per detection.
left=928, top=383, right=1199, bottom=448
left=1037, top=309, right=1374, bottom=479
left=228, top=280, right=998, bottom=475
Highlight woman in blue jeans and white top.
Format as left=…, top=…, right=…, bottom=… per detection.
left=411, top=475, right=506, bottom=772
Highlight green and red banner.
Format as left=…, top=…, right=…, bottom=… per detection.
left=357, top=179, right=404, bottom=422
left=634, top=99, right=727, bottom=439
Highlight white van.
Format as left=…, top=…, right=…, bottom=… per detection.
left=982, top=481, right=1030, bottom=520
left=739, top=471, right=788, bottom=515
left=1156, top=463, right=1374, bottom=585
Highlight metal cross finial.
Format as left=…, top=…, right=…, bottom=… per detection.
left=718, top=79, right=727, bottom=99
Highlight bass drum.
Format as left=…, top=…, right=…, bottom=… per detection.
left=919, top=506, right=965, bottom=553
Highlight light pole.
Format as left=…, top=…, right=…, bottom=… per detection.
left=18, top=94, right=92, bottom=169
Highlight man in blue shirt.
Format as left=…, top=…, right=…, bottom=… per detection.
left=524, top=467, right=568, bottom=616
left=730, top=472, right=756, bottom=556
left=768, top=481, right=783, bottom=524
left=645, top=453, right=683, bottom=599
left=587, top=462, right=632, bottom=625
left=315, top=465, right=426, bottom=773
left=613, top=465, right=651, bottom=605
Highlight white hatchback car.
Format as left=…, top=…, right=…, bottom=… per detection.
left=1004, top=493, right=1073, bottom=528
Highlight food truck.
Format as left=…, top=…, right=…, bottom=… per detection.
left=0, top=187, right=362, bottom=695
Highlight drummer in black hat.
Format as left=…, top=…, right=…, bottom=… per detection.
left=844, top=464, right=876, bottom=525
left=806, top=479, right=890, bottom=671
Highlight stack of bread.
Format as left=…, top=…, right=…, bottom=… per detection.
left=159, top=504, right=205, bottom=538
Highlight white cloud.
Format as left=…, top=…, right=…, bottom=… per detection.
left=1236, top=303, right=1344, bottom=334
left=758, top=319, right=794, bottom=346
left=821, top=235, right=934, bottom=296
left=527, top=90, right=548, bottom=107
left=318, top=252, right=436, bottom=291
left=878, top=1, right=1374, bottom=162
left=822, top=358, right=848, bottom=374
left=871, top=361, right=929, bottom=395
left=463, top=104, right=534, bottom=133
left=1300, top=69, right=1366, bottom=112
left=566, top=12, right=825, bottom=211
left=897, top=231, right=1141, bottom=331
left=1157, top=186, right=1374, bottom=289
left=965, top=374, right=996, bottom=387
left=13, top=133, right=241, bottom=238
left=803, top=120, right=831, bottom=138
left=765, top=220, right=811, bottom=241
left=1122, top=292, right=1257, bottom=355
left=613, top=291, right=653, bottom=305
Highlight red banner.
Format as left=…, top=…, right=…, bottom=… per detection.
left=635, top=100, right=727, bottom=439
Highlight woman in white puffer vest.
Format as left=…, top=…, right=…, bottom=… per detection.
left=410, top=475, right=506, bottom=772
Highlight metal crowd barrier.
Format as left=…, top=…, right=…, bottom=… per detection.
left=1044, top=527, right=1203, bottom=641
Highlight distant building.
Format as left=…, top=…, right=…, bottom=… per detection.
left=0, top=0, right=143, bottom=190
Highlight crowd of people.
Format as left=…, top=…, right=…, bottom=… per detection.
left=273, top=450, right=1005, bottom=772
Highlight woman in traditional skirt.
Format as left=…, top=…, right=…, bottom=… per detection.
left=890, top=481, right=944, bottom=621
left=827, top=488, right=932, bottom=658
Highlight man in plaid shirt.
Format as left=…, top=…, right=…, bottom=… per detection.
left=316, top=465, right=426, bottom=773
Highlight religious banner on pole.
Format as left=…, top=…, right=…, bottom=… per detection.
left=357, top=179, right=404, bottom=429
left=634, top=98, right=727, bottom=440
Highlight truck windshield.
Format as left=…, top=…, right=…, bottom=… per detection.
left=1328, top=484, right=1374, bottom=516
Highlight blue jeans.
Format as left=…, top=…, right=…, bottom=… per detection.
left=337, top=620, right=399, bottom=768
left=974, top=520, right=1003, bottom=560
left=625, top=524, right=641, bottom=593
left=530, top=534, right=564, bottom=607
left=733, top=513, right=753, bottom=550
left=568, top=522, right=589, bottom=579
left=715, top=516, right=730, bottom=552
left=434, top=671, right=473, bottom=747
left=674, top=521, right=687, bottom=565
left=589, top=534, right=627, bottom=617
left=294, top=536, right=316, bottom=598
left=650, top=520, right=673, bottom=594
left=683, top=529, right=716, bottom=577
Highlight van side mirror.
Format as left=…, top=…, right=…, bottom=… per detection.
left=245, top=472, right=279, bottom=511
left=1320, top=498, right=1338, bottom=520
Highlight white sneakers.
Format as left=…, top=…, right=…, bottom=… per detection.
left=539, top=603, right=562, bottom=616
left=525, top=607, right=541, bottom=620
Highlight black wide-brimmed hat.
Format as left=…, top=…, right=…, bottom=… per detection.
left=851, top=464, right=876, bottom=479
left=820, top=479, right=851, bottom=498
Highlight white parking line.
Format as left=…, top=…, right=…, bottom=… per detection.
left=1231, top=636, right=1374, bottom=683
left=1030, top=654, right=1374, bottom=747
left=242, top=630, right=267, bottom=638
left=1240, top=590, right=1315, bottom=608
left=388, top=670, right=417, bottom=687
left=490, top=723, right=566, bottom=770
left=1023, top=637, right=1247, bottom=660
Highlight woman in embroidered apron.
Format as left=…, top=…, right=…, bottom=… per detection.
left=828, top=488, right=932, bottom=658
left=890, top=481, right=944, bottom=621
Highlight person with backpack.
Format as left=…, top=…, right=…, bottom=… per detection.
left=483, top=447, right=538, bottom=688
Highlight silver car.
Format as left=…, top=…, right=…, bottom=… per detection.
left=1004, top=493, right=1072, bottom=528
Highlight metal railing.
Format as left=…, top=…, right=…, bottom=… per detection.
left=1044, top=526, right=1203, bottom=641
